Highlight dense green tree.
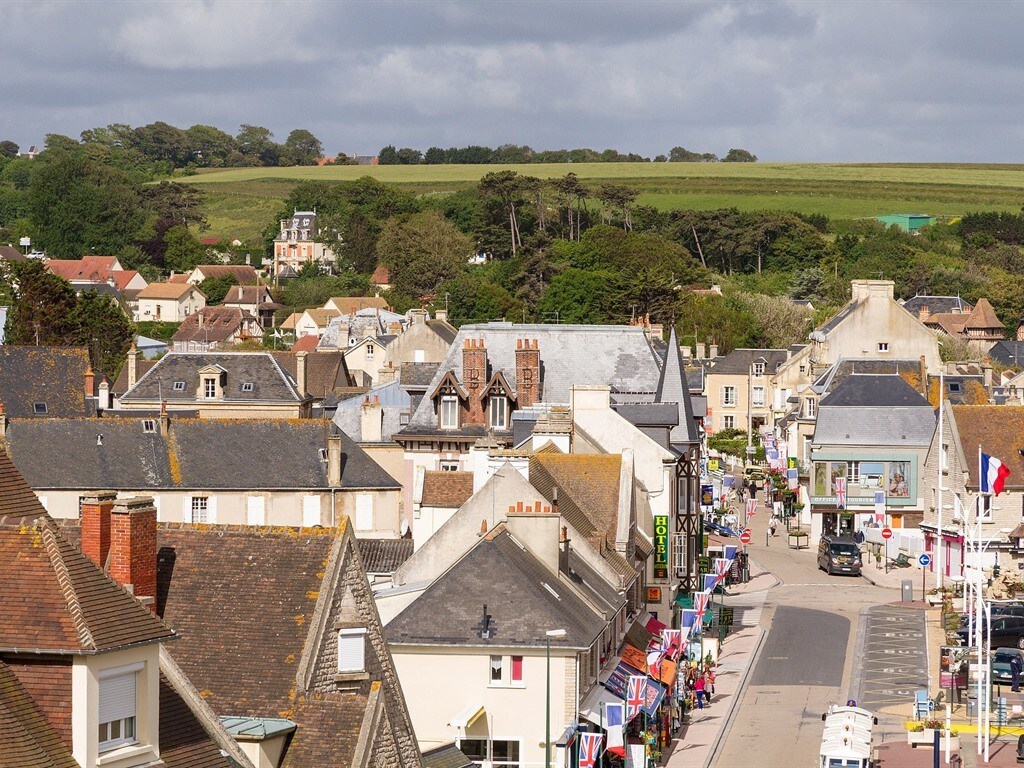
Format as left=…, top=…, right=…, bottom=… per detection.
left=722, top=148, right=757, bottom=162
left=423, top=147, right=446, bottom=164
left=283, top=129, right=323, bottom=166
left=377, top=146, right=400, bottom=165
left=280, top=273, right=371, bottom=310
left=142, top=182, right=207, bottom=230
left=162, top=225, right=205, bottom=273
left=396, top=147, right=422, bottom=165
left=236, top=125, right=280, bottom=165
left=537, top=268, right=620, bottom=324
left=0, top=141, right=18, bottom=159
left=198, top=274, right=238, bottom=304
left=69, top=290, right=134, bottom=377
left=185, top=124, right=238, bottom=166
left=439, top=274, right=524, bottom=323
left=132, top=122, right=191, bottom=166
left=479, top=170, right=537, bottom=256
left=4, top=260, right=77, bottom=345
left=377, top=211, right=472, bottom=298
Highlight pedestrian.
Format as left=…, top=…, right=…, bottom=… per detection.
left=1012, top=653, right=1023, bottom=693
left=694, top=674, right=706, bottom=709
left=706, top=666, right=716, bottom=697
left=769, top=515, right=779, bottom=538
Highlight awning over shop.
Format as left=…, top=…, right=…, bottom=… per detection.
left=447, top=703, right=485, bottom=729
left=579, top=685, right=621, bottom=726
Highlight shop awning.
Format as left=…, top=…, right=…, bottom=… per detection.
left=447, top=703, right=485, bottom=729
left=579, top=685, right=621, bottom=726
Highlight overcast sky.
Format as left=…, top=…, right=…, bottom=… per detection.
left=2, top=1, right=1023, bottom=163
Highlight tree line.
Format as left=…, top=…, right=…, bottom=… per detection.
left=377, top=144, right=757, bottom=165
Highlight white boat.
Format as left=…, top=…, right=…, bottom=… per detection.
left=818, top=704, right=877, bottom=768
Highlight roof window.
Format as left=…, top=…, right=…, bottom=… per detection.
left=33, top=402, right=47, bottom=414
left=318, top=448, right=329, bottom=461
left=948, top=381, right=962, bottom=393
left=142, top=419, right=156, bottom=433
left=172, top=381, right=186, bottom=392
left=241, top=382, right=254, bottom=392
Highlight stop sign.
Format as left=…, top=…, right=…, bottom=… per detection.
left=739, top=530, right=752, bottom=545
left=881, top=527, right=893, bottom=540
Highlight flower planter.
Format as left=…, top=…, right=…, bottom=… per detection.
left=908, top=729, right=959, bottom=751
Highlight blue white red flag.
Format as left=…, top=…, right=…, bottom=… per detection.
left=605, top=702, right=625, bottom=757
left=981, top=452, right=1011, bottom=496
left=746, top=499, right=757, bottom=520
left=626, top=675, right=646, bottom=721
left=786, top=468, right=799, bottom=489
left=834, top=477, right=847, bottom=509
left=680, top=609, right=697, bottom=630
left=714, top=557, right=731, bottom=583
left=579, top=732, right=604, bottom=768
left=724, top=544, right=738, bottom=560
left=874, top=491, right=885, bottom=525
left=704, top=574, right=718, bottom=592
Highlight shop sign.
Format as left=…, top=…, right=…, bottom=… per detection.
left=654, top=515, right=669, bottom=579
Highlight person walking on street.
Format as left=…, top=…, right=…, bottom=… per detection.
left=1012, top=652, right=1023, bottom=693
left=694, top=674, right=706, bottom=709
left=769, top=515, right=779, bottom=538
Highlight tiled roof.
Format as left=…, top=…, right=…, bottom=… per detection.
left=171, top=307, right=256, bottom=345
left=223, top=285, right=270, bottom=305
left=901, top=295, right=971, bottom=316
left=305, top=308, right=341, bottom=328
left=422, top=743, right=474, bottom=768
left=0, top=450, right=175, bottom=653
left=530, top=453, right=622, bottom=539
left=157, top=670, right=237, bottom=768
left=3, top=418, right=400, bottom=491
left=291, top=334, right=319, bottom=352
left=121, top=352, right=300, bottom=403
left=192, top=265, right=258, bottom=285
left=386, top=529, right=605, bottom=649
left=951, top=405, right=1024, bottom=489
left=370, top=264, right=390, bottom=285
left=271, top=350, right=352, bottom=397
left=45, top=256, right=118, bottom=283
left=328, top=296, right=390, bottom=315
left=964, top=298, right=1004, bottom=330
left=0, top=245, right=27, bottom=262
left=0, top=347, right=92, bottom=418
left=0, top=660, right=78, bottom=768
left=138, top=282, right=198, bottom=300
left=426, top=319, right=458, bottom=345
left=420, top=471, right=474, bottom=507
left=357, top=538, right=414, bottom=573
left=810, top=358, right=923, bottom=395
left=819, top=374, right=931, bottom=408
left=400, top=362, right=440, bottom=389
left=927, top=313, right=968, bottom=335
left=112, top=270, right=142, bottom=291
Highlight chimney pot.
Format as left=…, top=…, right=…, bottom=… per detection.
left=84, top=366, right=95, bottom=398
left=517, top=501, right=524, bottom=512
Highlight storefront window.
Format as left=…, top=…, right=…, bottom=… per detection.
left=888, top=462, right=910, bottom=497
left=813, top=462, right=829, bottom=497
left=855, top=462, right=885, bottom=489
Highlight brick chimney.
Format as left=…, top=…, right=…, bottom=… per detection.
left=516, top=339, right=541, bottom=408
left=296, top=350, right=308, bottom=396
left=81, top=491, right=118, bottom=570
left=919, top=305, right=930, bottom=322
left=462, top=338, right=487, bottom=425
left=126, top=344, right=139, bottom=390
left=84, top=366, right=95, bottom=398
left=0, top=403, right=6, bottom=436
left=110, top=497, right=158, bottom=612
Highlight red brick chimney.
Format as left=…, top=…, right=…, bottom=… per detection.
left=516, top=339, right=541, bottom=408
left=110, top=497, right=158, bottom=612
left=462, top=338, right=487, bottom=425
left=84, top=366, right=95, bottom=398
left=81, top=491, right=117, bottom=569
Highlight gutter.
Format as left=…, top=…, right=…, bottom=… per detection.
left=0, top=633, right=178, bottom=656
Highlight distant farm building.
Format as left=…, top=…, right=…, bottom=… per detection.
left=876, top=213, right=935, bottom=232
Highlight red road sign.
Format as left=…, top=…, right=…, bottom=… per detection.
left=881, top=527, right=893, bottom=540
left=739, top=530, right=752, bottom=545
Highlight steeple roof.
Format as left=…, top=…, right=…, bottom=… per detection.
left=655, top=326, right=699, bottom=446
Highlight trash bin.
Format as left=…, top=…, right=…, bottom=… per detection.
left=902, top=579, right=913, bottom=602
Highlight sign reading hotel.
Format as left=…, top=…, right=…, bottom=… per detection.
left=653, top=515, right=669, bottom=579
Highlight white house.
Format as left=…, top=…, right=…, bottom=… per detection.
left=136, top=283, right=206, bottom=322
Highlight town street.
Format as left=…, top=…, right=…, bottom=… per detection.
left=710, top=512, right=908, bottom=768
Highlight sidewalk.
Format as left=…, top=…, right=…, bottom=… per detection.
left=661, top=559, right=776, bottom=767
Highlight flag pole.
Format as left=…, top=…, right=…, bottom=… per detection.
left=936, top=372, right=944, bottom=590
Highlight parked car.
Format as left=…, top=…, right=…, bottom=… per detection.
left=743, top=465, right=766, bottom=482
left=992, top=647, right=1024, bottom=683
left=959, top=604, right=1024, bottom=628
left=817, top=534, right=863, bottom=576
left=956, top=616, right=1024, bottom=650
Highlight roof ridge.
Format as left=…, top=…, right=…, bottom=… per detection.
left=40, top=520, right=95, bottom=651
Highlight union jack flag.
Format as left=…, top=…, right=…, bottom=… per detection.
left=835, top=477, right=847, bottom=510
left=626, top=675, right=646, bottom=721
left=746, top=499, right=757, bottom=520
left=661, top=629, right=682, bottom=660
left=714, top=557, right=731, bottom=584
left=693, top=590, right=711, bottom=627
left=578, top=732, right=603, bottom=768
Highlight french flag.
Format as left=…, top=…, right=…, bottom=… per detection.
left=605, top=702, right=625, bottom=757
left=981, top=452, right=1011, bottom=496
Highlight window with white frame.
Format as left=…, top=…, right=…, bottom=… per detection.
left=203, top=378, right=216, bottom=399
left=488, top=395, right=508, bottom=430
left=721, top=386, right=737, bottom=406
left=804, top=398, right=816, bottom=418
left=365, top=344, right=374, bottom=360
left=980, top=495, right=993, bottom=521
left=752, top=386, right=765, bottom=407
left=460, top=739, right=521, bottom=767
left=440, top=396, right=459, bottom=429
left=752, top=361, right=765, bottom=377
left=490, top=655, right=503, bottom=682
left=721, top=415, right=736, bottom=430
left=355, top=494, right=373, bottom=531
left=172, top=381, right=186, bottom=392
left=337, top=628, right=366, bottom=673
left=440, top=461, right=459, bottom=472
left=488, top=654, right=523, bottom=687
left=98, top=667, right=139, bottom=752
left=190, top=496, right=209, bottom=524
left=877, top=342, right=889, bottom=352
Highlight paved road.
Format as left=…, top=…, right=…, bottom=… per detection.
left=854, top=604, right=929, bottom=712
left=710, top=511, right=900, bottom=767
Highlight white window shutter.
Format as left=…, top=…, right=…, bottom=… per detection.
left=99, top=672, right=136, bottom=724
left=303, top=495, right=320, bottom=527
left=183, top=496, right=192, bottom=523
left=337, top=629, right=366, bottom=672
left=355, top=494, right=373, bottom=531
left=247, top=496, right=265, bottom=526
left=207, top=496, right=217, bottom=524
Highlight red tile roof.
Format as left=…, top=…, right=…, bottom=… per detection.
left=420, top=471, right=474, bottom=507
left=370, top=264, right=390, bottom=285
left=0, top=660, right=78, bottom=768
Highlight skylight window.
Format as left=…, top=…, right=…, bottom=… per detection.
left=33, top=402, right=47, bottom=415
left=241, top=382, right=254, bottom=392
left=172, top=381, right=186, bottom=392
left=948, top=382, right=962, bottom=393
left=142, top=419, right=156, bottom=433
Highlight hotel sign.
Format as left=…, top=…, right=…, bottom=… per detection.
left=654, top=515, right=669, bottom=579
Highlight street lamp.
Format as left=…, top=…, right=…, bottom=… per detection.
left=545, top=629, right=566, bottom=768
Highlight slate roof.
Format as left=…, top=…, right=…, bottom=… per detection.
left=223, top=285, right=271, bottom=306
left=950, top=405, right=1024, bottom=489
left=988, top=341, right=1024, bottom=368
left=400, top=363, right=440, bottom=389
left=0, top=347, right=92, bottom=418
left=270, top=350, right=353, bottom=398
left=401, top=323, right=662, bottom=436
left=654, top=326, right=699, bottom=445
left=171, top=307, right=257, bottom=345
left=333, top=379, right=410, bottom=442
left=901, top=295, right=971, bottom=316
left=386, top=528, right=605, bottom=649
left=706, top=348, right=789, bottom=375
left=814, top=375, right=936, bottom=447
left=420, top=471, right=474, bottom=507
left=0, top=450, right=175, bottom=653
left=810, top=358, right=923, bottom=396
left=111, top=359, right=155, bottom=398
left=121, top=352, right=301, bottom=403
left=426, top=319, right=458, bottom=345
left=0, top=660, right=78, bottom=768
left=815, top=300, right=859, bottom=336
left=3, top=418, right=400, bottom=491
left=422, top=743, right=474, bottom=768
left=686, top=366, right=705, bottom=395
left=357, top=538, right=414, bottom=574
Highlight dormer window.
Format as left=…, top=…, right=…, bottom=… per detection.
left=33, top=402, right=47, bottom=414
left=489, top=395, right=508, bottom=430
left=752, top=361, right=765, bottom=377
left=241, top=382, right=254, bottom=392
left=142, top=419, right=156, bottom=433
left=366, top=344, right=375, bottom=360
left=98, top=666, right=139, bottom=752
left=338, top=628, right=366, bottom=673
left=440, top=395, right=459, bottom=429
left=204, top=378, right=216, bottom=399
left=172, top=381, right=186, bottom=392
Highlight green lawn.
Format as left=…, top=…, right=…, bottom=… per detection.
left=180, top=162, right=1024, bottom=243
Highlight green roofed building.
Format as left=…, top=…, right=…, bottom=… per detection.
left=876, top=213, right=935, bottom=232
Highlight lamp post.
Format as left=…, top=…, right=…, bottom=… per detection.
left=545, top=629, right=566, bottom=768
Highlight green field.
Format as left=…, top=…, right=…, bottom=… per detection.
left=182, top=162, right=1024, bottom=243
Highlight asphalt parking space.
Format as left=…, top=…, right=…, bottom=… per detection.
left=855, top=604, right=928, bottom=711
